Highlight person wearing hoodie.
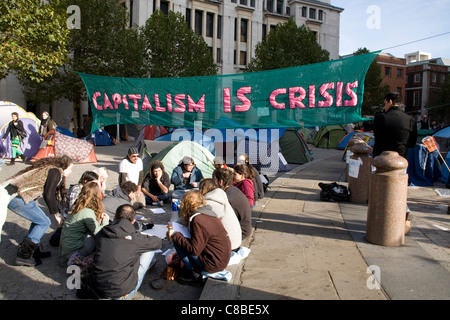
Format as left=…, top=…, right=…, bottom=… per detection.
left=102, top=181, right=138, bottom=221
left=167, top=190, right=231, bottom=287
left=87, top=204, right=162, bottom=300
left=199, top=178, right=242, bottom=251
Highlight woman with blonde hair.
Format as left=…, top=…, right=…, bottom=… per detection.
left=60, top=181, right=109, bottom=266
left=167, top=190, right=231, bottom=286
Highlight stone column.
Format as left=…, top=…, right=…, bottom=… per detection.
left=348, top=142, right=373, bottom=204
left=366, top=151, right=409, bottom=246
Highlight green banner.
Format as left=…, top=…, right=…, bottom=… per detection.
left=79, top=51, right=379, bottom=133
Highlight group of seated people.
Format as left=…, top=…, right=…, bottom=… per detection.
left=57, top=147, right=266, bottom=298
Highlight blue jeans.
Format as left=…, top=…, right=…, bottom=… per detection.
left=144, top=192, right=171, bottom=205
left=118, top=250, right=155, bottom=300
left=8, top=197, right=51, bottom=244
left=172, top=242, right=204, bottom=271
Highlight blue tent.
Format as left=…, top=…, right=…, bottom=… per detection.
left=56, top=126, right=76, bottom=137
left=84, top=129, right=115, bottom=146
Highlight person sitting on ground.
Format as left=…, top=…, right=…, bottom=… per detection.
left=94, top=167, right=109, bottom=199
left=84, top=204, right=162, bottom=300
left=213, top=168, right=252, bottom=241
left=118, top=147, right=145, bottom=209
left=213, top=156, right=228, bottom=169
left=171, top=156, right=204, bottom=200
left=199, top=179, right=242, bottom=251
left=167, top=190, right=231, bottom=287
left=141, top=161, right=171, bottom=205
left=233, top=164, right=255, bottom=208
left=50, top=170, right=99, bottom=248
left=237, top=153, right=264, bottom=203
left=102, top=181, right=138, bottom=221
left=59, top=182, right=109, bottom=266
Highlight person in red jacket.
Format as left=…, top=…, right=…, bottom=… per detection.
left=167, top=190, right=231, bottom=287
left=232, top=164, right=255, bottom=208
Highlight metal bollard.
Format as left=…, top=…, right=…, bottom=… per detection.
left=366, top=151, right=409, bottom=246
left=348, top=142, right=373, bottom=204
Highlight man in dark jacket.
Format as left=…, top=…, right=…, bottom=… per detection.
left=90, top=204, right=162, bottom=299
left=373, top=92, right=417, bottom=159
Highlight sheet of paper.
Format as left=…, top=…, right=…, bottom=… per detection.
left=150, top=208, right=166, bottom=214
left=172, top=221, right=191, bottom=238
left=141, top=224, right=167, bottom=239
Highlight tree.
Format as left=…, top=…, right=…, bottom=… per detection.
left=247, top=18, right=329, bottom=72
left=141, top=10, right=217, bottom=78
left=428, top=76, right=450, bottom=123
left=20, top=0, right=146, bottom=109
left=353, top=48, right=388, bottom=116
left=0, top=0, right=69, bottom=83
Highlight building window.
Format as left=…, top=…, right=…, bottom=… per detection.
left=217, top=15, right=222, bottom=39
left=195, top=10, right=203, bottom=35
left=414, top=74, right=420, bottom=83
left=240, top=0, right=247, bottom=5
left=160, top=1, right=169, bottom=15
left=413, top=91, right=420, bottom=106
left=240, top=19, right=248, bottom=42
left=309, top=8, right=316, bottom=19
left=397, top=69, right=403, bottom=78
left=262, top=24, right=267, bottom=39
left=432, top=73, right=437, bottom=83
left=250, top=0, right=255, bottom=7
left=231, top=0, right=236, bottom=3
left=267, top=0, right=274, bottom=13
left=276, top=0, right=283, bottom=14
left=185, top=8, right=191, bottom=28
left=302, top=6, right=307, bottom=17
left=240, top=51, right=247, bottom=65
left=216, top=48, right=222, bottom=63
left=318, top=10, right=323, bottom=21
left=206, top=12, right=214, bottom=38
left=385, top=67, right=391, bottom=76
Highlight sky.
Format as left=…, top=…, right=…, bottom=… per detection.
left=332, top=0, right=450, bottom=59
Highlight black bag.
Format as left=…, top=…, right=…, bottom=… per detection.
left=18, top=129, right=27, bottom=139
left=318, top=182, right=350, bottom=202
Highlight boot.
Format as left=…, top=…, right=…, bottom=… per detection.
left=16, top=238, right=39, bottom=267
left=20, top=154, right=27, bottom=163
left=7, top=157, right=15, bottom=166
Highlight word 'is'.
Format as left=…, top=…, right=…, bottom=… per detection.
left=92, top=81, right=358, bottom=113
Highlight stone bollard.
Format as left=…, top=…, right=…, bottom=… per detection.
left=366, top=151, right=409, bottom=246
left=348, top=142, right=373, bottom=204
left=345, top=137, right=365, bottom=182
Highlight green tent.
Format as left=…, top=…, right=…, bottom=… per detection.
left=279, top=128, right=312, bottom=164
left=145, top=140, right=216, bottom=178
left=313, top=125, right=347, bottom=149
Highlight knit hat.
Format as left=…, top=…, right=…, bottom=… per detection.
left=182, top=156, right=194, bottom=164
left=128, top=147, right=139, bottom=155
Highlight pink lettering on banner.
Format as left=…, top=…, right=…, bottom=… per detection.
left=142, top=95, right=154, bottom=111
left=128, top=94, right=141, bottom=111
left=235, top=87, right=252, bottom=112
left=344, top=81, right=358, bottom=107
left=166, top=94, right=173, bottom=112
left=289, top=87, right=307, bottom=109
left=154, top=94, right=166, bottom=112
left=103, top=93, right=114, bottom=110
left=336, top=82, right=344, bottom=107
left=318, top=82, right=335, bottom=108
left=188, top=94, right=205, bottom=113
left=174, top=94, right=186, bottom=113
left=122, top=95, right=129, bottom=110
left=308, top=85, right=315, bottom=108
left=112, top=93, right=122, bottom=109
left=92, top=92, right=102, bottom=110
left=223, top=88, right=231, bottom=113
left=270, top=88, right=286, bottom=109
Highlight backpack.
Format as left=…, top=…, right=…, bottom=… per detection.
left=150, top=252, right=182, bottom=290
left=318, top=182, right=350, bottom=202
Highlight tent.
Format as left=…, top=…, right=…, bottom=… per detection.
left=313, top=125, right=348, bottom=149
left=144, top=140, right=215, bottom=178
left=84, top=129, right=115, bottom=146
left=278, top=128, right=312, bottom=164
left=0, top=101, right=41, bottom=159
left=56, top=126, right=76, bottom=138
left=32, top=130, right=97, bottom=163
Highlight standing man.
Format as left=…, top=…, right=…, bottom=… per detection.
left=118, top=147, right=145, bottom=209
left=373, top=92, right=418, bottom=234
left=2, top=112, right=27, bottom=165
